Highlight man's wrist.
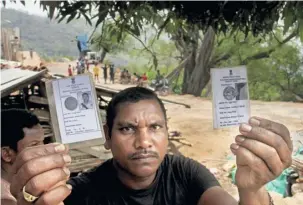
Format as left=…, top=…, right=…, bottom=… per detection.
left=238, top=186, right=270, bottom=205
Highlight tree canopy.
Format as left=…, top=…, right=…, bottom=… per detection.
left=3, top=1, right=302, bottom=101
left=3, top=1, right=303, bottom=40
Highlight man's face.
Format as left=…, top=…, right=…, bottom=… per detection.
left=107, top=99, right=168, bottom=178
left=83, top=94, right=89, bottom=103
left=2, top=124, right=44, bottom=164
left=17, top=124, right=45, bottom=153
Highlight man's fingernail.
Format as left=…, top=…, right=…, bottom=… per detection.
left=66, top=184, right=73, bottom=190
left=63, top=155, right=72, bottom=164
left=63, top=167, right=70, bottom=175
left=55, top=144, right=65, bottom=152
left=231, top=143, right=239, bottom=150
left=240, top=124, right=252, bottom=132
left=236, top=136, right=245, bottom=142
left=250, top=118, right=260, bottom=126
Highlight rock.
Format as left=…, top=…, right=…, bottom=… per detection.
left=292, top=183, right=303, bottom=195
left=223, top=161, right=236, bottom=172
left=209, top=168, right=219, bottom=176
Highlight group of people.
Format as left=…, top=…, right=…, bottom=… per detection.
left=93, top=63, right=115, bottom=84
left=120, top=69, right=149, bottom=85
left=0, top=87, right=294, bottom=205
left=67, top=59, right=88, bottom=76
left=67, top=60, right=116, bottom=84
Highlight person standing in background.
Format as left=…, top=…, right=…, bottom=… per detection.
left=141, top=73, right=148, bottom=81
left=93, top=63, right=100, bottom=83
left=67, top=64, right=73, bottom=76
left=103, top=64, right=108, bottom=84
left=110, top=64, right=115, bottom=84
left=80, top=59, right=86, bottom=74
left=86, top=59, right=90, bottom=72
left=76, top=62, right=82, bottom=75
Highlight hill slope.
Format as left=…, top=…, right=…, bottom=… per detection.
left=1, top=8, right=92, bottom=58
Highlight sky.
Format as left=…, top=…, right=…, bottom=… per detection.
left=1, top=0, right=47, bottom=17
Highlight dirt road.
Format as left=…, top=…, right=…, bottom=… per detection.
left=47, top=62, right=303, bottom=203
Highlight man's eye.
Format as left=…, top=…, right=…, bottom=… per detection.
left=119, top=127, right=135, bottom=134
left=151, top=125, right=161, bottom=130
left=29, top=143, right=38, bottom=147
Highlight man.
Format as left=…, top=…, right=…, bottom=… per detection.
left=155, top=69, right=162, bottom=83
left=76, top=62, right=82, bottom=75
left=141, top=72, right=148, bottom=81
left=79, top=92, right=93, bottom=110
left=1, top=109, right=45, bottom=205
left=93, top=63, right=100, bottom=83
left=67, top=64, right=73, bottom=76
left=110, top=64, right=115, bottom=84
left=133, top=72, right=141, bottom=83
left=10, top=87, right=292, bottom=205
left=103, top=64, right=108, bottom=84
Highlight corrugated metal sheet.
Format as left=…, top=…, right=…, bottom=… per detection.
left=1, top=68, right=46, bottom=97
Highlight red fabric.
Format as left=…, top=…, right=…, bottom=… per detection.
left=68, top=68, right=73, bottom=76
left=142, top=75, right=148, bottom=81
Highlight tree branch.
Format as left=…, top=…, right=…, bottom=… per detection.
left=241, top=29, right=298, bottom=64
left=126, top=29, right=158, bottom=69
left=156, top=14, right=171, bottom=39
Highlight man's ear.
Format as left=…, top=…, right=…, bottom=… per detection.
left=1, top=147, right=16, bottom=163
left=103, top=125, right=111, bottom=150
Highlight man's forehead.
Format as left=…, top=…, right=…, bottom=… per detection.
left=115, top=99, right=164, bottom=119
left=118, top=99, right=161, bottom=110
left=23, top=125, right=44, bottom=138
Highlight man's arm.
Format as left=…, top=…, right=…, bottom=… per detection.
left=198, top=117, right=292, bottom=205
left=1, top=199, right=17, bottom=205
left=197, top=186, right=270, bottom=205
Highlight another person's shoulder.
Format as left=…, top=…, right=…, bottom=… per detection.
left=1, top=178, right=16, bottom=203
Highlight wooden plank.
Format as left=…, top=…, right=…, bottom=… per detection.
left=69, top=159, right=102, bottom=172
left=70, top=150, right=92, bottom=158
left=28, top=95, right=48, bottom=105
left=31, top=109, right=50, bottom=121
left=69, top=160, right=103, bottom=173
left=1, top=69, right=47, bottom=97
left=77, top=147, right=102, bottom=158
left=95, top=85, right=191, bottom=108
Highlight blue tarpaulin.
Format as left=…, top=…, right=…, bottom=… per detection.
left=76, top=35, right=88, bottom=51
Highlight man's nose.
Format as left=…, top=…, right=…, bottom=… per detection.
left=134, top=128, right=152, bottom=149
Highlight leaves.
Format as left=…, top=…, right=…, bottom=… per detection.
left=282, top=5, right=296, bottom=35
left=7, top=0, right=302, bottom=37
left=299, top=19, right=303, bottom=42
left=95, top=9, right=109, bottom=28
left=67, top=12, right=77, bottom=24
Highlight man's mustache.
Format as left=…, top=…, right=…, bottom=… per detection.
left=128, top=150, right=159, bottom=160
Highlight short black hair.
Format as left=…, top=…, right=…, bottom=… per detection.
left=82, top=92, right=89, bottom=97
left=106, top=87, right=166, bottom=137
left=1, top=109, right=40, bottom=151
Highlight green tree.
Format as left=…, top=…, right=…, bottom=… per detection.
left=6, top=1, right=303, bottom=97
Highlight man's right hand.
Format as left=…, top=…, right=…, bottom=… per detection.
left=10, top=143, right=72, bottom=205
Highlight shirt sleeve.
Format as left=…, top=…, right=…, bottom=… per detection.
left=181, top=156, right=221, bottom=203
left=64, top=168, right=97, bottom=205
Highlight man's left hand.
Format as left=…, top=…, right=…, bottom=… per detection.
left=231, top=117, right=293, bottom=191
